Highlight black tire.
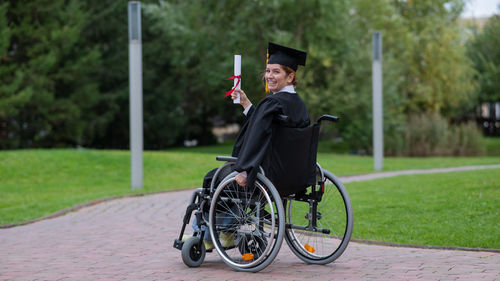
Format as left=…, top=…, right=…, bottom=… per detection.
left=181, top=236, right=206, bottom=267
left=284, top=168, right=353, bottom=264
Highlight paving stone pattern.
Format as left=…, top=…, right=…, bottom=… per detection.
left=1, top=167, right=500, bottom=280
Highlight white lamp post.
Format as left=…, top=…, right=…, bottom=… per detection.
left=372, top=31, right=383, bottom=171
left=128, top=1, right=143, bottom=189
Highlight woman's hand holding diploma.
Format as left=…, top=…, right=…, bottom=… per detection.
left=231, top=89, right=251, bottom=110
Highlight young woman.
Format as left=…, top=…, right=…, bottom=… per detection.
left=191, top=42, right=310, bottom=249
left=230, top=42, right=310, bottom=188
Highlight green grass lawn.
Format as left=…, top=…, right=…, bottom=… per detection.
left=1, top=148, right=499, bottom=249
left=0, top=149, right=219, bottom=225
left=347, top=168, right=500, bottom=249
left=484, top=136, right=500, bottom=156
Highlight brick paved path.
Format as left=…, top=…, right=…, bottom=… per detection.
left=1, top=166, right=500, bottom=280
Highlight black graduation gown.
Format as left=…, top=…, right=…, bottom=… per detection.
left=232, top=91, right=310, bottom=188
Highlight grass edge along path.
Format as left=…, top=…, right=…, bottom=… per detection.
left=1, top=153, right=499, bottom=250
left=0, top=188, right=194, bottom=229
left=1, top=149, right=499, bottom=222
left=1, top=149, right=499, bottom=230
left=346, top=168, right=500, bottom=251
left=345, top=165, right=500, bottom=253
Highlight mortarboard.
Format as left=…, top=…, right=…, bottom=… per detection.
left=267, top=42, right=307, bottom=72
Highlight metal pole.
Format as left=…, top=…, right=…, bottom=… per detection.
left=372, top=31, right=383, bottom=171
left=128, top=1, right=143, bottom=189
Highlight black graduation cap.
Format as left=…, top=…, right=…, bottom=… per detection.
left=267, top=42, right=307, bottom=71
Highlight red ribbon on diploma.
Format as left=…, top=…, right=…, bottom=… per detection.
left=224, top=75, right=241, bottom=97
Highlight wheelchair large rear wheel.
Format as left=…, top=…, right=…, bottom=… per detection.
left=208, top=172, right=285, bottom=272
left=284, top=168, right=353, bottom=264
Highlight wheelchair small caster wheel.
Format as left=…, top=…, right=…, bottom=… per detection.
left=181, top=237, right=206, bottom=267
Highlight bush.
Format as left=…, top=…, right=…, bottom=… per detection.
left=392, top=113, right=485, bottom=156
left=449, top=122, right=485, bottom=156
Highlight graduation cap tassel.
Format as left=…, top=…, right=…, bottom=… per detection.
left=265, top=49, right=270, bottom=93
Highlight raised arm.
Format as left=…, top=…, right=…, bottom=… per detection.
left=232, top=89, right=252, bottom=111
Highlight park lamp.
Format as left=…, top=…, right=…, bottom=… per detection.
left=372, top=31, right=383, bottom=171
left=373, top=31, right=382, bottom=61
left=128, top=1, right=141, bottom=43
left=128, top=1, right=143, bottom=189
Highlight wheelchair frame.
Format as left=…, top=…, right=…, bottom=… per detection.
left=173, top=115, right=353, bottom=272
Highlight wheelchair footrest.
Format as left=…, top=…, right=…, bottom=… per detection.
left=173, top=239, right=184, bottom=250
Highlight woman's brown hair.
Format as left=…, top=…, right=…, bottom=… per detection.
left=281, top=65, right=298, bottom=87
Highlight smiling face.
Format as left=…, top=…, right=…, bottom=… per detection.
left=265, top=64, right=295, bottom=92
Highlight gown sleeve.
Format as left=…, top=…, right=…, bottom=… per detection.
left=233, top=97, right=283, bottom=187
left=231, top=105, right=255, bottom=157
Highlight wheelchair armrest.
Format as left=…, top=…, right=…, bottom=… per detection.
left=216, top=156, right=237, bottom=162
left=317, top=115, right=339, bottom=125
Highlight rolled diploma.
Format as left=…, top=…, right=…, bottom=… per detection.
left=233, top=55, right=241, bottom=104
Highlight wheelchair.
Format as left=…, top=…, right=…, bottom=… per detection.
left=173, top=115, right=353, bottom=272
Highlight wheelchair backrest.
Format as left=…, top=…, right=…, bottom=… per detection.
left=261, top=122, right=320, bottom=197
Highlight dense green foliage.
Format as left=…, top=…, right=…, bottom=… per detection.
left=0, top=0, right=495, bottom=154
left=466, top=15, right=500, bottom=103
left=0, top=1, right=102, bottom=148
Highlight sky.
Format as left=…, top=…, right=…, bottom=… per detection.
left=461, top=0, right=500, bottom=18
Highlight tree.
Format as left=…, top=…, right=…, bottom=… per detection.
left=0, top=0, right=101, bottom=148
left=295, top=0, right=409, bottom=153
left=0, top=2, right=12, bottom=135
left=393, top=0, right=476, bottom=117
left=142, top=0, right=291, bottom=146
left=0, top=0, right=482, bottom=154
left=467, top=15, right=500, bottom=103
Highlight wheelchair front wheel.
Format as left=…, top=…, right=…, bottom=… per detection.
left=209, top=172, right=285, bottom=272
left=181, top=236, right=206, bottom=267
left=284, top=169, right=353, bottom=264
